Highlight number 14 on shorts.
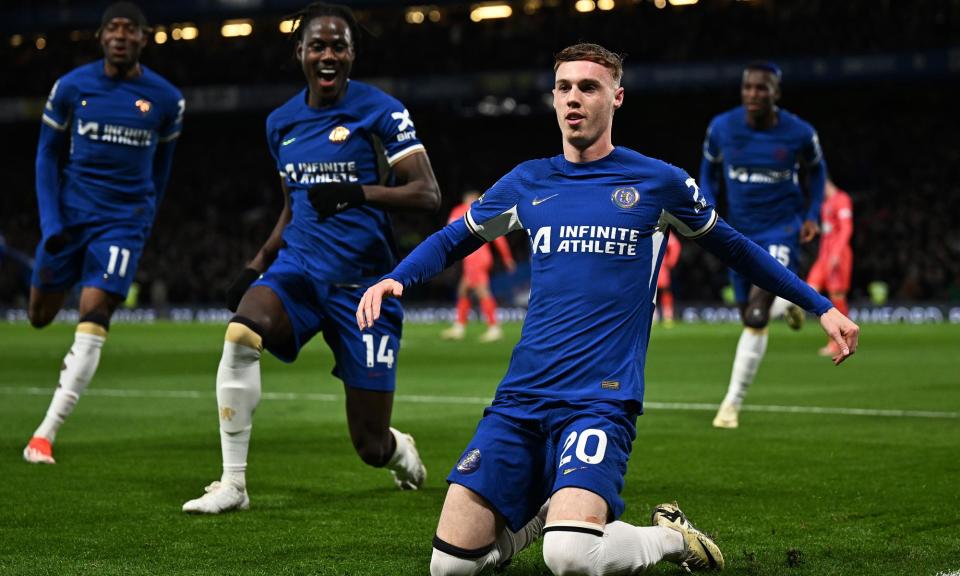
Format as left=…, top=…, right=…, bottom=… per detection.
left=362, top=334, right=394, bottom=369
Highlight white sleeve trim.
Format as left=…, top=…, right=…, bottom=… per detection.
left=661, top=209, right=718, bottom=239
left=42, top=114, right=68, bottom=131
left=157, top=131, right=181, bottom=143
left=702, top=147, right=722, bottom=163
left=387, top=143, right=426, bottom=166
left=465, top=205, right=522, bottom=241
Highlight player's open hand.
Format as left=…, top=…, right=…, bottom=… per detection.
left=818, top=307, right=859, bottom=365
left=357, top=279, right=404, bottom=330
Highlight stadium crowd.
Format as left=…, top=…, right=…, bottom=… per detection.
left=2, top=0, right=958, bottom=307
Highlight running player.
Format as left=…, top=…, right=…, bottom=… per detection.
left=700, top=62, right=828, bottom=429
left=806, top=179, right=853, bottom=356
left=357, top=44, right=858, bottom=575
left=440, top=190, right=516, bottom=343
left=655, top=233, right=681, bottom=327
left=182, top=2, right=440, bottom=514
left=23, top=2, right=184, bottom=464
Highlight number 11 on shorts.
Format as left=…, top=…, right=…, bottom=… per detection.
left=362, top=334, right=395, bottom=369
left=107, top=245, right=130, bottom=277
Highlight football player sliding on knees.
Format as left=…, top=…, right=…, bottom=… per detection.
left=360, top=42, right=859, bottom=576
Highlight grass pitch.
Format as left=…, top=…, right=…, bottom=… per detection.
left=1, top=320, right=958, bottom=575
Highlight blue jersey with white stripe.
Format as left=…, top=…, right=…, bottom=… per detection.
left=266, top=81, right=425, bottom=283
left=703, top=106, right=823, bottom=237
left=41, top=60, right=184, bottom=225
left=464, top=147, right=716, bottom=408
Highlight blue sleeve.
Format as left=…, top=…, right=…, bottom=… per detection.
left=801, top=128, right=826, bottom=223
left=699, top=122, right=723, bottom=205
left=35, top=123, right=66, bottom=239
left=696, top=217, right=832, bottom=315
left=152, top=139, right=177, bottom=205
left=372, top=92, right=425, bottom=166
left=384, top=219, right=485, bottom=287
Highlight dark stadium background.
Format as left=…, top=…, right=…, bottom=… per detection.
left=2, top=0, right=958, bottom=309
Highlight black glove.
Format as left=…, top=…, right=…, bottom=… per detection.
left=226, top=267, right=260, bottom=312
left=44, top=231, right=72, bottom=254
left=307, top=182, right=365, bottom=219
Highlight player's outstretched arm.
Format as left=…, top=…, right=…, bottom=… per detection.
left=696, top=217, right=859, bottom=364
left=356, top=219, right=485, bottom=328
left=357, top=279, right=404, bottom=330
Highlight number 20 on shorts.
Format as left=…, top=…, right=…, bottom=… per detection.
left=559, top=429, right=608, bottom=467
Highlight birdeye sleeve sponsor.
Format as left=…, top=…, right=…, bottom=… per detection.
left=464, top=168, right=525, bottom=242
left=372, top=94, right=425, bottom=166
left=41, top=77, right=74, bottom=131
left=660, top=169, right=718, bottom=239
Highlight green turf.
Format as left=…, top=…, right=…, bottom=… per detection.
left=1, top=321, right=958, bottom=575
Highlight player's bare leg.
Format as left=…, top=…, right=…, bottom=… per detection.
left=715, top=287, right=775, bottom=429
left=25, top=287, right=120, bottom=464
left=183, top=286, right=290, bottom=514
left=431, top=484, right=545, bottom=575
left=344, top=386, right=425, bottom=490
left=541, top=487, right=720, bottom=574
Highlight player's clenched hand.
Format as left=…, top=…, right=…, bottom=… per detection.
left=307, top=182, right=366, bottom=219
left=357, top=279, right=404, bottom=330
left=800, top=219, right=820, bottom=243
left=819, top=308, right=859, bottom=366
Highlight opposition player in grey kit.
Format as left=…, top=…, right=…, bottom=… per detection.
left=358, top=44, right=859, bottom=575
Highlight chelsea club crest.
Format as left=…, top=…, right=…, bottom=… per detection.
left=329, top=126, right=350, bottom=143
left=456, top=448, right=482, bottom=474
left=611, top=187, right=639, bottom=209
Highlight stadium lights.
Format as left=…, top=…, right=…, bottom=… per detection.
left=221, top=19, right=253, bottom=38
left=668, top=0, right=698, bottom=5
left=470, top=3, right=513, bottom=22
left=405, top=8, right=426, bottom=24
left=429, top=8, right=442, bottom=22
left=575, top=0, right=596, bottom=12
left=171, top=24, right=199, bottom=41
left=523, top=0, right=542, bottom=14
left=10, top=34, right=24, bottom=47
left=35, top=35, right=47, bottom=50
left=597, top=0, right=615, bottom=9
left=154, top=26, right=168, bottom=44
left=279, top=19, right=296, bottom=33
left=654, top=0, right=666, bottom=8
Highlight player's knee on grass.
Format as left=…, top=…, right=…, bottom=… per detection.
left=430, top=536, right=493, bottom=576
left=542, top=526, right=602, bottom=576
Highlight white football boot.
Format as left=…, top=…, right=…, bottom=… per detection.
left=440, top=323, right=466, bottom=341
left=651, top=502, right=724, bottom=572
left=712, top=402, right=740, bottom=429
left=182, top=481, right=250, bottom=514
left=389, top=428, right=427, bottom=490
left=784, top=304, right=805, bottom=331
left=478, top=325, right=503, bottom=343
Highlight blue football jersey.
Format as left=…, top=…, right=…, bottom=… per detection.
left=703, top=106, right=823, bottom=237
left=41, top=60, right=184, bottom=225
left=266, top=81, right=426, bottom=283
left=464, top=147, right=716, bottom=408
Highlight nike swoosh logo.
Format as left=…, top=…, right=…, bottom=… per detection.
left=532, top=194, right=559, bottom=206
left=335, top=202, right=350, bottom=211
left=282, top=137, right=296, bottom=146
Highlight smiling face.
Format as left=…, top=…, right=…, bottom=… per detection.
left=553, top=60, right=624, bottom=160
left=297, top=15, right=355, bottom=108
left=100, top=16, right=146, bottom=70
